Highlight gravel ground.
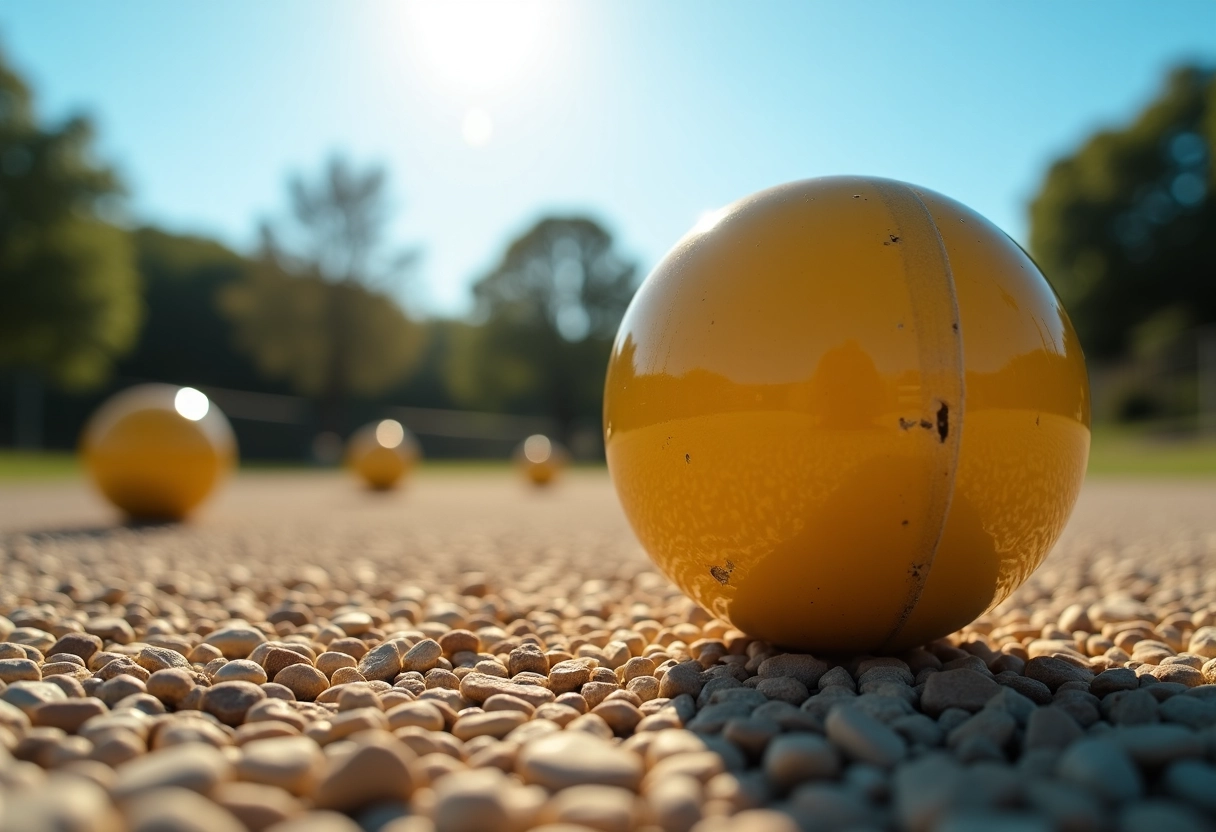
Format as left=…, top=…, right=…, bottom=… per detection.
left=1, top=471, right=1215, bottom=832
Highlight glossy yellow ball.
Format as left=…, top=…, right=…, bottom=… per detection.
left=347, top=419, right=419, bottom=490
left=604, top=177, right=1090, bottom=653
left=82, top=384, right=237, bottom=521
left=515, top=434, right=568, bottom=487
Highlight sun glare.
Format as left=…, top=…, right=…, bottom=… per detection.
left=174, top=387, right=210, bottom=421
left=406, top=1, right=546, bottom=96
left=462, top=108, right=494, bottom=147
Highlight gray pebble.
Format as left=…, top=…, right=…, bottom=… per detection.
left=1057, top=738, right=1143, bottom=803
left=1107, top=689, right=1159, bottom=725
left=947, top=709, right=1015, bottom=752
left=825, top=705, right=907, bottom=768
left=1024, top=777, right=1104, bottom=832
left=1024, top=706, right=1084, bottom=751
left=891, top=713, right=944, bottom=748
left=817, top=666, right=856, bottom=692
left=995, top=674, right=1053, bottom=705
left=757, top=654, right=829, bottom=689
left=1116, top=799, right=1210, bottom=832
left=921, top=670, right=1001, bottom=716
left=756, top=676, right=809, bottom=706
left=1161, top=759, right=1216, bottom=812
left=1025, top=657, right=1094, bottom=692
left=1090, top=668, right=1139, bottom=698
left=1112, top=724, right=1203, bottom=767
left=763, top=733, right=840, bottom=790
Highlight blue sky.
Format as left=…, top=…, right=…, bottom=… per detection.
left=0, top=1, right=1213, bottom=315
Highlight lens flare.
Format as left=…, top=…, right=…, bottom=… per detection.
left=523, top=434, right=552, bottom=463
left=174, top=387, right=210, bottom=421
left=375, top=419, right=406, bottom=449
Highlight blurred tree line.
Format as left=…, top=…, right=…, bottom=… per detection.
left=1030, top=65, right=1216, bottom=426
left=4, top=46, right=1214, bottom=456
left=0, top=38, right=635, bottom=458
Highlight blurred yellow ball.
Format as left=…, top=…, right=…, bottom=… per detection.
left=82, top=384, right=237, bottom=521
left=346, top=419, right=419, bottom=490
left=603, top=176, right=1090, bottom=653
left=515, top=434, right=568, bottom=486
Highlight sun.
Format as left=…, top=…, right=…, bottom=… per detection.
left=405, top=1, right=547, bottom=96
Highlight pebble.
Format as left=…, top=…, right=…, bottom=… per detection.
left=1056, top=738, right=1143, bottom=803
left=275, top=665, right=330, bottom=701
left=763, top=733, right=840, bottom=790
left=312, top=735, right=417, bottom=810
left=921, top=670, right=1001, bottom=716
left=112, top=742, right=233, bottom=798
left=204, top=681, right=267, bottom=726
left=517, top=731, right=644, bottom=791
left=825, top=705, right=908, bottom=767
left=236, top=735, right=326, bottom=796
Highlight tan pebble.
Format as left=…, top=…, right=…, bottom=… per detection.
left=14, top=725, right=67, bottom=767
left=567, top=712, right=615, bottom=739
left=316, top=652, right=357, bottom=679
left=96, top=656, right=151, bottom=682
left=152, top=718, right=233, bottom=750
left=323, top=707, right=389, bottom=742
left=413, top=750, right=468, bottom=785
left=549, top=660, right=594, bottom=694
left=204, top=681, right=267, bottom=726
left=261, top=647, right=312, bottom=679
left=0, top=772, right=122, bottom=831
left=439, top=629, right=480, bottom=656
left=453, top=710, right=528, bottom=741
left=143, top=668, right=195, bottom=706
left=97, top=675, right=147, bottom=707
left=236, top=735, right=325, bottom=796
left=40, top=661, right=88, bottom=678
left=622, top=657, right=658, bottom=683
left=645, top=751, right=725, bottom=787
left=395, top=725, right=465, bottom=759
left=112, top=741, right=233, bottom=799
left=402, top=639, right=443, bottom=673
left=275, top=665, right=329, bottom=702
left=1187, top=626, right=1216, bottom=659
left=581, top=682, right=617, bottom=710
left=247, top=699, right=309, bottom=731
left=213, top=781, right=305, bottom=831
left=31, top=698, right=107, bottom=733
left=431, top=768, right=515, bottom=832
left=337, top=685, right=381, bottom=712
left=465, top=738, right=519, bottom=772
left=46, top=634, right=103, bottom=664
left=357, top=641, right=404, bottom=682
left=508, top=644, right=549, bottom=676
left=646, top=774, right=703, bottom=832
left=312, top=734, right=417, bottom=811
left=387, top=701, right=446, bottom=731
left=1203, top=658, right=1216, bottom=684
left=136, top=646, right=191, bottom=673
left=125, top=786, right=245, bottom=832
left=205, top=627, right=268, bottom=660
left=1150, top=664, right=1204, bottom=686
left=330, top=667, right=366, bottom=686
left=517, top=730, right=643, bottom=791
left=474, top=659, right=509, bottom=678
left=327, top=638, right=369, bottom=660
left=540, top=783, right=639, bottom=832
left=593, top=700, right=643, bottom=736
left=235, top=720, right=300, bottom=744
left=460, top=672, right=556, bottom=707
left=87, top=651, right=125, bottom=672
left=261, top=810, right=365, bottom=831
left=534, top=702, right=582, bottom=727
left=0, top=658, right=41, bottom=683
left=189, top=643, right=225, bottom=664
left=215, top=660, right=270, bottom=685
left=484, top=693, right=536, bottom=716
left=330, top=612, right=374, bottom=637
left=555, top=692, right=589, bottom=713
left=424, top=668, right=460, bottom=690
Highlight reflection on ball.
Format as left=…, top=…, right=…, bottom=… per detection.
left=515, top=434, right=568, bottom=486
left=82, top=384, right=237, bottom=521
left=347, top=419, right=419, bottom=490
left=603, top=176, right=1090, bottom=653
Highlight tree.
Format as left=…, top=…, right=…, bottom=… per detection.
left=0, top=48, right=139, bottom=444
left=220, top=156, right=424, bottom=431
left=1029, top=66, right=1216, bottom=359
left=450, top=216, right=637, bottom=437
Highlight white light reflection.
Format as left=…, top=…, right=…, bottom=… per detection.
left=376, top=419, right=406, bottom=449
left=174, top=387, right=210, bottom=421
left=523, top=434, right=552, bottom=464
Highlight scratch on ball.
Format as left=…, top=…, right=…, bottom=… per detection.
left=710, top=560, right=736, bottom=585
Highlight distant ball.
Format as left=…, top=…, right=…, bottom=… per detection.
left=603, top=176, right=1090, bottom=653
left=82, top=384, right=236, bottom=521
left=347, top=419, right=419, bottom=490
left=515, top=434, right=568, bottom=486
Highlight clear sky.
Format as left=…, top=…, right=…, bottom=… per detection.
left=0, top=1, right=1213, bottom=315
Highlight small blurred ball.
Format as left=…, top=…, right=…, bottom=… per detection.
left=515, top=433, right=568, bottom=486
left=346, top=419, right=419, bottom=490
left=82, top=384, right=237, bottom=521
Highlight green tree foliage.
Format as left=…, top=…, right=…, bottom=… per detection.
left=116, top=228, right=268, bottom=391
left=0, top=49, right=139, bottom=388
left=220, top=156, right=425, bottom=429
left=1030, top=66, right=1216, bottom=359
left=450, top=216, right=637, bottom=434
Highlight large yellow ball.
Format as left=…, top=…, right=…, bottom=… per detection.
left=604, top=177, right=1090, bottom=653
left=82, top=384, right=237, bottom=521
left=347, top=419, right=419, bottom=490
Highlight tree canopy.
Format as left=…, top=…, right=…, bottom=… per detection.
left=450, top=216, right=637, bottom=435
left=1029, top=66, right=1215, bottom=359
left=220, top=156, right=425, bottom=430
left=0, top=48, right=139, bottom=388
